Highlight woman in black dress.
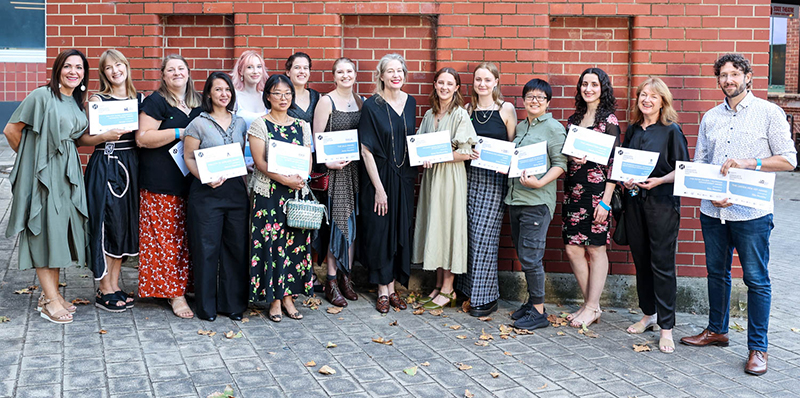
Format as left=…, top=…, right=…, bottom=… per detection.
left=621, top=78, right=689, bottom=354
left=359, top=54, right=417, bottom=313
left=562, top=68, right=620, bottom=328
left=286, top=52, right=319, bottom=126
left=78, top=49, right=141, bottom=312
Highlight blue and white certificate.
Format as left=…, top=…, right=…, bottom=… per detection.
left=170, top=141, right=190, bottom=176
left=561, top=125, right=616, bottom=165
left=509, top=141, right=548, bottom=178
left=88, top=99, right=139, bottom=135
left=267, top=139, right=311, bottom=179
left=314, top=129, right=360, bottom=163
left=673, top=161, right=775, bottom=211
left=471, top=137, right=516, bottom=173
left=244, top=140, right=254, bottom=167
left=609, top=147, right=660, bottom=183
left=407, top=130, right=453, bottom=166
left=194, top=143, right=248, bottom=184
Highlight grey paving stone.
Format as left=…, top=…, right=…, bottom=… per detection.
left=404, top=383, right=455, bottom=398
left=360, top=379, right=408, bottom=397
left=14, top=384, right=61, bottom=398
left=143, top=351, right=185, bottom=367
left=275, top=373, right=321, bottom=391
left=231, top=370, right=276, bottom=390
left=20, top=354, right=61, bottom=370
left=285, top=389, right=330, bottom=398
left=267, top=360, right=309, bottom=376
left=63, top=371, right=106, bottom=391
left=318, top=375, right=365, bottom=395
left=152, top=378, right=196, bottom=397
left=238, top=386, right=284, bottom=398
left=107, top=375, right=151, bottom=395
left=64, top=343, right=104, bottom=359
left=17, top=367, right=62, bottom=386
left=104, top=348, right=144, bottom=363
left=191, top=367, right=234, bottom=387
left=350, top=365, right=393, bottom=383
left=0, top=380, right=13, bottom=398
left=148, top=365, right=191, bottom=383
left=185, top=354, right=226, bottom=371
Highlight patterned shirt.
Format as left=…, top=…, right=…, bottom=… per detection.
left=694, top=91, right=797, bottom=221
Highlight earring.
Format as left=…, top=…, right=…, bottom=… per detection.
left=80, top=84, right=85, bottom=92
left=58, top=83, right=62, bottom=88
left=241, top=76, right=244, bottom=81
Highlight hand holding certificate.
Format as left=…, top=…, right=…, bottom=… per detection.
left=471, top=137, right=516, bottom=173
left=194, top=143, right=248, bottom=184
left=267, top=139, right=311, bottom=180
left=314, top=129, right=360, bottom=164
left=609, top=147, right=660, bottom=183
left=88, top=99, right=139, bottom=135
left=170, top=141, right=190, bottom=176
left=562, top=125, right=616, bottom=165
left=673, top=161, right=775, bottom=211
left=407, top=130, right=454, bottom=167
left=509, top=141, right=548, bottom=178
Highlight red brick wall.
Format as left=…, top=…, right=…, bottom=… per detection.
left=0, top=62, right=46, bottom=102
left=45, top=0, right=773, bottom=278
left=785, top=18, right=799, bottom=93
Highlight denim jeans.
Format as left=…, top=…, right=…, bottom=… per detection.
left=700, top=213, right=773, bottom=352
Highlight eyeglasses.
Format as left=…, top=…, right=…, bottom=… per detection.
left=718, top=71, right=743, bottom=81
left=524, top=95, right=548, bottom=103
left=269, top=92, right=293, bottom=99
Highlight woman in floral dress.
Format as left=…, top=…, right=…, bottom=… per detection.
left=248, top=74, right=313, bottom=322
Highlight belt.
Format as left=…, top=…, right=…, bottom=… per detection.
left=95, top=140, right=136, bottom=154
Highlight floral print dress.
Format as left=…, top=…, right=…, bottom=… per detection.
left=249, top=117, right=313, bottom=303
left=562, top=114, right=620, bottom=246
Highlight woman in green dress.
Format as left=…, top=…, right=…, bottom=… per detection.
left=2, top=49, right=91, bottom=324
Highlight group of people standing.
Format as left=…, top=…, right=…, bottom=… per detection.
left=3, top=48, right=794, bottom=376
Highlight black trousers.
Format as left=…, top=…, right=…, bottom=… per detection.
left=509, top=205, right=551, bottom=305
left=624, top=194, right=680, bottom=329
left=187, top=177, right=249, bottom=319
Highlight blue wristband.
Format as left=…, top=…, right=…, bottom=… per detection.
left=598, top=201, right=611, bottom=211
left=175, top=128, right=180, bottom=140
left=755, top=158, right=762, bottom=171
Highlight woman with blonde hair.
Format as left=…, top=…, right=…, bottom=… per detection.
left=136, top=54, right=202, bottom=319
left=230, top=50, right=268, bottom=128
left=413, top=67, right=477, bottom=310
left=456, top=62, right=517, bottom=317
left=621, top=77, right=689, bottom=354
left=78, top=49, right=142, bottom=312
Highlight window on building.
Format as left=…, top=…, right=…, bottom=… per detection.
left=771, top=3, right=799, bottom=93
left=0, top=0, right=45, bottom=62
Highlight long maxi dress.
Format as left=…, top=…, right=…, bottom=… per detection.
left=6, top=87, right=90, bottom=270
left=358, top=94, right=418, bottom=286
left=412, top=107, right=477, bottom=273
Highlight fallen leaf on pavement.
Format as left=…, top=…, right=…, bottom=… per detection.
left=457, top=362, right=472, bottom=371
left=731, top=322, right=746, bottom=332
left=539, top=383, right=548, bottom=389
left=420, top=361, right=430, bottom=366
left=464, top=389, right=474, bottom=398
left=413, top=308, right=424, bottom=315
left=224, top=331, right=243, bottom=339
left=479, top=328, right=494, bottom=340
left=241, top=317, right=249, bottom=323
left=503, top=351, right=512, bottom=356
left=318, top=365, right=336, bottom=375
left=389, top=320, right=398, bottom=326
left=478, top=316, right=492, bottom=322
left=372, top=337, right=394, bottom=345
left=605, top=309, right=617, bottom=313
left=547, top=314, right=567, bottom=327
left=474, top=341, right=489, bottom=346
left=71, top=298, right=90, bottom=305
left=325, top=342, right=337, bottom=348
left=461, top=299, right=470, bottom=313
left=99, top=330, right=107, bottom=334
left=429, top=309, right=443, bottom=316
left=198, top=329, right=217, bottom=337
left=514, top=327, right=535, bottom=335
left=450, top=325, right=462, bottom=330
left=267, top=352, right=276, bottom=355
left=556, top=331, right=566, bottom=336
left=58, top=282, right=67, bottom=287
left=303, top=297, right=322, bottom=309
left=559, top=312, right=570, bottom=318
left=0, top=316, right=9, bottom=323
left=791, top=328, right=800, bottom=333
left=628, top=309, right=638, bottom=314
left=490, top=372, right=500, bottom=378
left=326, top=306, right=344, bottom=314
left=393, top=307, right=400, bottom=312
left=305, top=361, right=316, bottom=367
left=248, top=309, right=262, bottom=316
left=80, top=275, right=89, bottom=278
left=633, top=343, right=651, bottom=352
left=206, top=385, right=235, bottom=398
left=456, top=335, right=467, bottom=339
left=13, top=285, right=37, bottom=294
left=403, top=366, right=418, bottom=376
left=579, top=328, right=599, bottom=338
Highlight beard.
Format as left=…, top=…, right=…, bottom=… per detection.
left=722, top=82, right=747, bottom=99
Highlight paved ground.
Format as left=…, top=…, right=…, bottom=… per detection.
left=0, top=134, right=799, bottom=397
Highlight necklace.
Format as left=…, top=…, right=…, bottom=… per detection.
left=386, top=101, right=408, bottom=168
left=473, top=103, right=496, bottom=125
left=266, top=112, right=290, bottom=125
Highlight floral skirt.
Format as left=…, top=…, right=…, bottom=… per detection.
left=250, top=188, right=313, bottom=303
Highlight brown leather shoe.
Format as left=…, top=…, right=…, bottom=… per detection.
left=338, top=272, right=358, bottom=301
left=388, top=292, right=407, bottom=310
left=680, top=329, right=729, bottom=347
left=745, top=350, right=768, bottom=376
left=325, top=279, right=347, bottom=307
left=376, top=295, right=390, bottom=313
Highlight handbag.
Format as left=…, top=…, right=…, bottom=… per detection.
left=612, top=212, right=628, bottom=246
left=611, top=185, right=624, bottom=223
left=309, top=172, right=329, bottom=191
left=283, top=189, right=329, bottom=230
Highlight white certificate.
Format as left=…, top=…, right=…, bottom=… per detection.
left=673, top=161, right=775, bottom=211
left=609, top=147, right=660, bottom=183
left=509, top=141, right=548, bottom=178
left=561, top=125, right=617, bottom=165
left=194, top=143, right=248, bottom=184
left=406, top=130, right=454, bottom=166
left=169, top=141, right=190, bottom=176
left=471, top=137, right=516, bottom=173
left=244, top=140, right=254, bottom=167
left=88, top=99, right=139, bottom=135
left=267, top=139, right=311, bottom=179
left=314, top=129, right=360, bottom=164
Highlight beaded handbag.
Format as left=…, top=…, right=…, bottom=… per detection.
left=283, top=189, right=328, bottom=230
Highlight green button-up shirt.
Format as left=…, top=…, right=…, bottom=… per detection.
left=504, top=113, right=567, bottom=217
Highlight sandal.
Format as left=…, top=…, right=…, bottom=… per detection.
left=268, top=313, right=282, bottom=322
left=39, top=294, right=76, bottom=314
left=627, top=317, right=658, bottom=334
left=282, top=307, right=303, bottom=320
left=168, top=296, right=194, bottom=319
left=114, top=291, right=135, bottom=309
left=418, top=286, right=442, bottom=305
left=566, top=304, right=585, bottom=322
left=40, top=297, right=73, bottom=324
left=659, top=337, right=675, bottom=354
left=570, top=306, right=601, bottom=328
left=95, top=290, right=126, bottom=313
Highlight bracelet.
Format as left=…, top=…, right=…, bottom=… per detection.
left=598, top=201, right=611, bottom=211
left=755, top=158, right=762, bottom=171
left=174, top=128, right=180, bottom=140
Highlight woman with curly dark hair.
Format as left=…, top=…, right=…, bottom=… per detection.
left=561, top=68, right=620, bottom=328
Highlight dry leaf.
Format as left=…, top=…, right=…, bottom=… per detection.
left=405, top=293, right=417, bottom=304
left=503, top=351, right=512, bottom=356
left=514, top=327, right=535, bottom=335
left=479, top=328, right=494, bottom=341
left=474, top=341, right=489, bottom=346
left=305, top=361, right=316, bottom=367
left=556, top=331, right=566, bottom=336
left=326, top=306, right=344, bottom=314
left=538, top=383, right=548, bottom=389
left=457, top=362, right=473, bottom=371
left=449, top=325, right=462, bottom=330
left=267, top=352, right=276, bottom=355
left=99, top=330, right=108, bottom=334
left=198, top=329, right=217, bottom=337
left=547, top=314, right=567, bottom=327
left=80, top=275, right=89, bottom=278
left=389, top=320, right=398, bottom=326
left=731, top=322, right=746, bottom=332
left=0, top=316, right=9, bottom=323
left=605, top=309, right=617, bottom=313
left=318, top=365, right=336, bottom=375
left=403, top=366, right=418, bottom=376
left=337, top=317, right=344, bottom=320
left=303, top=297, right=322, bottom=309
left=629, top=309, right=638, bottom=314
left=58, top=282, right=67, bottom=287
left=498, top=325, right=513, bottom=335
left=429, top=309, right=444, bottom=316
left=464, top=389, right=474, bottom=398
left=393, top=307, right=400, bottom=312
left=478, top=316, right=492, bottom=322
left=559, top=312, right=570, bottom=318
left=207, top=385, right=235, bottom=398
left=791, top=328, right=800, bottom=333
left=456, top=335, right=467, bottom=339
left=490, top=372, right=500, bottom=378
left=325, top=342, right=337, bottom=348
left=241, top=317, right=249, bottom=323
left=420, top=361, right=430, bottom=366
left=412, top=308, right=424, bottom=315
left=633, top=343, right=651, bottom=352
left=372, top=337, right=394, bottom=345
left=578, top=328, right=599, bottom=338
left=224, top=331, right=243, bottom=339
left=248, top=309, right=262, bottom=316
left=71, top=298, right=90, bottom=305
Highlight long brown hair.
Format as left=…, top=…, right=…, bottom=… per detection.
left=46, top=49, right=89, bottom=111
left=629, top=77, right=678, bottom=126
left=331, top=57, right=362, bottom=110
left=469, top=62, right=502, bottom=113
left=155, top=54, right=201, bottom=109
left=429, top=67, right=464, bottom=116
left=96, top=49, right=137, bottom=99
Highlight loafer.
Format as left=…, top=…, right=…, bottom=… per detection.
left=680, top=329, right=729, bottom=347
left=376, top=295, right=390, bottom=313
left=227, top=312, right=243, bottom=321
left=745, top=350, right=768, bottom=376
left=388, top=293, right=407, bottom=310
left=199, top=315, right=217, bottom=322
left=469, top=300, right=498, bottom=317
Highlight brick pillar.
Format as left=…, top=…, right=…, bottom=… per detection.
left=786, top=18, right=799, bottom=93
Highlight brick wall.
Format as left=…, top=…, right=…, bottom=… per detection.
left=44, top=0, right=773, bottom=278
left=0, top=62, right=46, bottom=102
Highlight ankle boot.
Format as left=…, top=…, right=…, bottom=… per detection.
left=325, top=278, right=348, bottom=307
left=338, top=272, right=358, bottom=301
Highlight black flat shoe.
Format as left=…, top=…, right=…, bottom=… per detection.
left=227, top=312, right=243, bottom=321
left=469, top=300, right=498, bottom=317
left=199, top=315, right=217, bottom=322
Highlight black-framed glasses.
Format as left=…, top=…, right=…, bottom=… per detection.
left=524, top=94, right=548, bottom=103
left=270, top=92, right=293, bottom=99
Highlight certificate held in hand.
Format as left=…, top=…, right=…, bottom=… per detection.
left=313, top=129, right=360, bottom=163
left=673, top=161, right=775, bottom=211
left=88, top=99, right=139, bottom=135
left=194, top=143, right=248, bottom=184
left=609, top=147, right=660, bottom=183
left=509, top=141, right=548, bottom=178
left=267, top=139, right=311, bottom=180
left=471, top=137, right=516, bottom=173
left=561, top=125, right=616, bottom=165
left=406, top=130, right=454, bottom=166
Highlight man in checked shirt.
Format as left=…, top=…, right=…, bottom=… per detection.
left=680, top=53, right=797, bottom=376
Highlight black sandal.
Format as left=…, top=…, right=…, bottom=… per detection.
left=268, top=313, right=282, bottom=322
left=95, top=290, right=126, bottom=313
left=114, top=291, right=135, bottom=309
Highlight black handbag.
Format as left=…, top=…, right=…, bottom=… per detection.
left=612, top=211, right=628, bottom=246
left=611, top=185, right=624, bottom=222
